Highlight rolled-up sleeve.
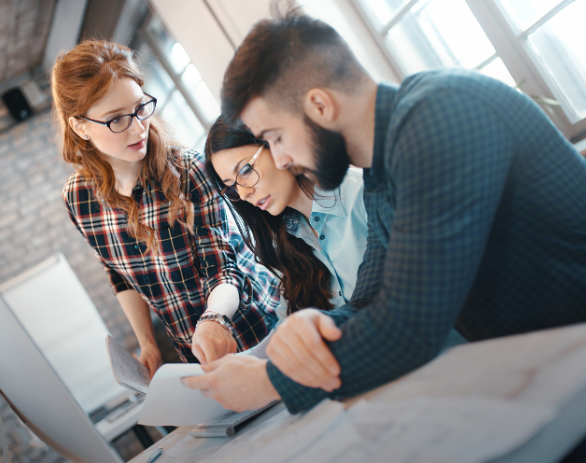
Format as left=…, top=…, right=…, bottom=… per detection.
left=268, top=89, right=515, bottom=413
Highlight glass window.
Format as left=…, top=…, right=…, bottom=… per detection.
left=138, top=44, right=175, bottom=108
left=181, top=64, right=203, bottom=92
left=386, top=0, right=495, bottom=75
left=193, top=81, right=220, bottom=125
left=161, top=90, right=205, bottom=148
left=359, top=0, right=409, bottom=28
left=525, top=1, right=586, bottom=121
left=169, top=43, right=190, bottom=75
left=478, top=57, right=516, bottom=87
left=495, top=0, right=564, bottom=32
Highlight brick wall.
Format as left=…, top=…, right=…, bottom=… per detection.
left=0, top=110, right=140, bottom=462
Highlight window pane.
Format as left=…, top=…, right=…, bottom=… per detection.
left=478, top=57, right=516, bottom=87
left=161, top=90, right=205, bottom=148
left=138, top=44, right=174, bottom=108
left=194, top=133, right=207, bottom=154
left=526, top=1, right=586, bottom=121
left=386, top=0, right=495, bottom=75
left=181, top=64, right=202, bottom=93
left=169, top=43, right=190, bottom=75
left=495, top=0, right=563, bottom=32
left=148, top=17, right=189, bottom=74
left=193, top=81, right=221, bottom=125
left=358, top=0, right=410, bottom=29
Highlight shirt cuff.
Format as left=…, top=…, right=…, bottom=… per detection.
left=204, top=275, right=242, bottom=300
left=106, top=270, right=132, bottom=294
left=266, top=360, right=328, bottom=414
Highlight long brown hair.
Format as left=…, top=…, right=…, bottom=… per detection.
left=52, top=40, right=193, bottom=251
left=205, top=117, right=334, bottom=314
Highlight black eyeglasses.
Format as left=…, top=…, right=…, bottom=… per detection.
left=221, top=145, right=264, bottom=201
left=77, top=94, right=157, bottom=134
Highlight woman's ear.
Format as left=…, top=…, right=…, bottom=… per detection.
left=68, top=116, right=89, bottom=140
left=302, top=88, right=339, bottom=129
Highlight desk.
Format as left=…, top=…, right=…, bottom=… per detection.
left=129, top=322, right=586, bottom=463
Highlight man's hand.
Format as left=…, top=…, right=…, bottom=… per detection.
left=192, top=320, right=238, bottom=364
left=180, top=354, right=280, bottom=412
left=135, top=343, right=163, bottom=379
left=266, top=309, right=343, bottom=391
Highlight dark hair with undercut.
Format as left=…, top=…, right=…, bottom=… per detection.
left=221, top=6, right=366, bottom=125
left=204, top=116, right=334, bottom=314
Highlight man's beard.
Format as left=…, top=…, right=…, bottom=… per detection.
left=302, top=115, right=350, bottom=191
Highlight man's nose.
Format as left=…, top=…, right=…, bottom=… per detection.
left=270, top=148, right=293, bottom=170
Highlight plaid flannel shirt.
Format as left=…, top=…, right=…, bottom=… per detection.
left=267, top=69, right=586, bottom=413
left=63, top=149, right=279, bottom=362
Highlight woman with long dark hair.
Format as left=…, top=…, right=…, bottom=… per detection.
left=52, top=41, right=279, bottom=375
left=204, top=117, right=368, bottom=320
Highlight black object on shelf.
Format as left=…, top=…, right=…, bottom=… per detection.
left=1, top=87, right=33, bottom=122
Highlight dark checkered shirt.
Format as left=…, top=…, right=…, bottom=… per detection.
left=63, top=149, right=279, bottom=362
left=267, top=69, right=586, bottom=413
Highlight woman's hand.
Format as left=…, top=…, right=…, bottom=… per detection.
left=266, top=309, right=343, bottom=391
left=192, top=321, right=238, bottom=364
left=136, top=342, right=163, bottom=379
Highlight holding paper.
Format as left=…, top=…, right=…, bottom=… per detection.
left=105, top=335, right=150, bottom=394
left=105, top=335, right=271, bottom=427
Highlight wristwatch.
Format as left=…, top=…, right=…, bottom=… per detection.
left=196, top=312, right=235, bottom=333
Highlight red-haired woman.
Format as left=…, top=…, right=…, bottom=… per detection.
left=52, top=40, right=279, bottom=377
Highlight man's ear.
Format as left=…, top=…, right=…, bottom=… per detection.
left=302, top=88, right=339, bottom=129
left=68, top=116, right=88, bottom=140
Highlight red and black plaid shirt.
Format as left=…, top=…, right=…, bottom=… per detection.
left=63, top=149, right=279, bottom=362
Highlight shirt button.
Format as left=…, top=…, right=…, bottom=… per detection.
left=338, top=291, right=342, bottom=296
left=314, top=217, right=320, bottom=222
left=134, top=244, right=139, bottom=250
left=320, top=235, right=325, bottom=240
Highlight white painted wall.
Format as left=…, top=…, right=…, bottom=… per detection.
left=150, top=0, right=236, bottom=101
left=299, top=0, right=399, bottom=83
left=43, top=0, right=88, bottom=71
left=150, top=0, right=399, bottom=104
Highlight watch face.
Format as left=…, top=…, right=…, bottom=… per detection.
left=221, top=315, right=234, bottom=327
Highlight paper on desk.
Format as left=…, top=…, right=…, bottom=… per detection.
left=205, top=399, right=345, bottom=463
left=105, top=335, right=150, bottom=394
left=138, top=363, right=229, bottom=426
left=348, top=396, right=557, bottom=463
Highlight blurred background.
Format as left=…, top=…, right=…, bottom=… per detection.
left=0, top=0, right=585, bottom=461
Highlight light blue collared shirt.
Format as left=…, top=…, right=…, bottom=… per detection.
left=275, top=167, right=368, bottom=320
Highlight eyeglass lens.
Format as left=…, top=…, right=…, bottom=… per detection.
left=223, top=167, right=260, bottom=201
left=235, top=165, right=259, bottom=187
left=110, top=100, right=156, bottom=133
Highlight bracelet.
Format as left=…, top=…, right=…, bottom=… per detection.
left=196, top=312, right=235, bottom=333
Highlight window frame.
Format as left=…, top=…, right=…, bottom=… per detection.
left=134, top=14, right=219, bottom=150
left=350, top=0, right=586, bottom=141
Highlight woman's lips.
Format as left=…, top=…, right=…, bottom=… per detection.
left=257, top=195, right=271, bottom=211
left=128, top=139, right=145, bottom=150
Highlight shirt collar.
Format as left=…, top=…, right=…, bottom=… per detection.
left=311, top=184, right=346, bottom=218
left=367, top=81, right=399, bottom=184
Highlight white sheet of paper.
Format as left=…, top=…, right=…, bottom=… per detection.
left=138, top=363, right=229, bottom=426
left=105, top=335, right=150, bottom=394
